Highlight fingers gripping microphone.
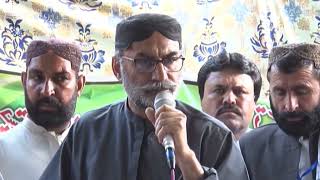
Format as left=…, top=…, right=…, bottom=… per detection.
left=154, top=90, right=176, bottom=170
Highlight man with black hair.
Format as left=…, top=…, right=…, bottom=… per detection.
left=41, top=13, right=249, bottom=180
left=197, top=51, right=262, bottom=140
left=0, top=39, right=85, bottom=180
left=240, top=43, right=320, bottom=180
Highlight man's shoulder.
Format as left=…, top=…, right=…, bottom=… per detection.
left=177, top=101, right=230, bottom=134
left=79, top=101, right=125, bottom=123
left=246, top=123, right=280, bottom=135
left=72, top=101, right=126, bottom=134
left=0, top=131, right=11, bottom=147
left=240, top=123, right=292, bottom=151
left=0, top=124, right=26, bottom=156
left=241, top=123, right=282, bottom=141
left=0, top=123, right=25, bottom=142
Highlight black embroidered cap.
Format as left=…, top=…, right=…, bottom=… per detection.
left=115, top=13, right=182, bottom=51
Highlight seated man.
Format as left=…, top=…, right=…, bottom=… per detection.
left=197, top=51, right=262, bottom=140
left=240, top=43, right=320, bottom=180
left=0, top=39, right=85, bottom=180
left=40, top=13, right=249, bottom=180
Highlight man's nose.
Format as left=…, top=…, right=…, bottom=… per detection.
left=222, top=90, right=236, bottom=105
left=40, top=80, right=55, bottom=97
left=152, top=63, right=168, bottom=81
left=283, top=93, right=299, bottom=112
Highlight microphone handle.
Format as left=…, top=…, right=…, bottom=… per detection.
left=163, top=134, right=175, bottom=149
left=163, top=135, right=175, bottom=169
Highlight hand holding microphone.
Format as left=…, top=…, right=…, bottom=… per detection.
left=154, top=90, right=176, bottom=170
left=145, top=90, right=203, bottom=180
left=145, top=90, right=203, bottom=179
left=145, top=89, right=189, bottom=170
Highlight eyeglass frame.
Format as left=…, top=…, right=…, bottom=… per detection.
left=120, top=54, right=185, bottom=73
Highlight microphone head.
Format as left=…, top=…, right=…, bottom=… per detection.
left=154, top=90, right=176, bottom=110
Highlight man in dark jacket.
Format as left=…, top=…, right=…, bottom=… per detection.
left=41, top=13, right=249, bottom=180
left=240, top=43, right=320, bottom=180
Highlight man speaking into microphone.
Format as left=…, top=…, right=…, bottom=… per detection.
left=41, top=13, right=249, bottom=180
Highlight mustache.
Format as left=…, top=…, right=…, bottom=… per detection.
left=216, top=104, right=242, bottom=116
left=36, top=96, right=62, bottom=109
left=139, top=81, right=177, bottom=92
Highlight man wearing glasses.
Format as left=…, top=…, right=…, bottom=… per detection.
left=41, top=13, right=249, bottom=180
left=240, top=43, right=320, bottom=180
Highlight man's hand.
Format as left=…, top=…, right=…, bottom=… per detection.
left=145, top=105, right=204, bottom=180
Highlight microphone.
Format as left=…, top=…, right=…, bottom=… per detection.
left=154, top=90, right=176, bottom=170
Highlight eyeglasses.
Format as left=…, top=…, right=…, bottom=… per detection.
left=121, top=55, right=185, bottom=73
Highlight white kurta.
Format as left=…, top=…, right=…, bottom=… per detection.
left=0, top=117, right=71, bottom=180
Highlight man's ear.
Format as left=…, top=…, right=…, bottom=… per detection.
left=21, top=72, right=27, bottom=89
left=112, top=56, right=122, bottom=81
left=76, top=74, right=86, bottom=97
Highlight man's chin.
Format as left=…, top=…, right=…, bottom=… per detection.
left=277, top=118, right=310, bottom=137
left=219, top=118, right=244, bottom=135
left=31, top=113, right=66, bottom=128
left=282, top=117, right=307, bottom=126
left=134, top=97, right=153, bottom=109
left=34, top=119, right=68, bottom=130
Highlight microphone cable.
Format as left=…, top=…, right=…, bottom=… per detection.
left=170, top=168, right=175, bottom=180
